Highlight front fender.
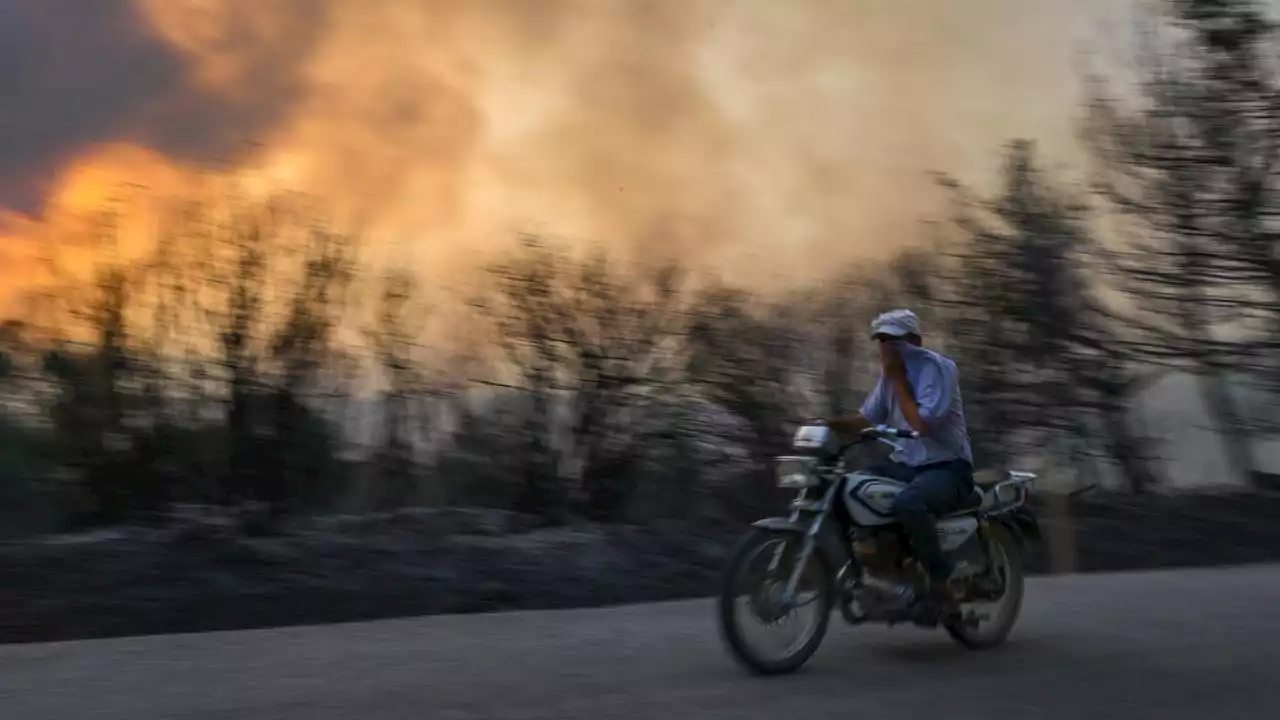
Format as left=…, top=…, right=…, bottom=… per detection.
left=750, top=516, right=811, bottom=533
left=750, top=516, right=854, bottom=575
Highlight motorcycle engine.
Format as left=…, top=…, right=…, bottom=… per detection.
left=851, top=529, right=905, bottom=578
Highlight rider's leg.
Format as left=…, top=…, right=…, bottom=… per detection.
left=892, top=461, right=973, bottom=613
left=864, top=461, right=917, bottom=483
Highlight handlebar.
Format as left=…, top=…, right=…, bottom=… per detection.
left=862, top=424, right=920, bottom=440
left=829, top=424, right=920, bottom=459
left=794, top=419, right=919, bottom=462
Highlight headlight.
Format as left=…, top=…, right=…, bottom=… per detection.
left=775, top=456, right=819, bottom=488
left=792, top=423, right=832, bottom=452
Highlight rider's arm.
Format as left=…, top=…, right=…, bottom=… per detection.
left=887, top=359, right=950, bottom=436
left=829, top=378, right=888, bottom=437
left=828, top=415, right=873, bottom=437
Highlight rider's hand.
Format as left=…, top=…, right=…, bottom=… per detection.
left=879, top=340, right=906, bottom=382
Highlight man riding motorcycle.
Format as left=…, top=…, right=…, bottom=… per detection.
left=828, top=308, right=976, bottom=623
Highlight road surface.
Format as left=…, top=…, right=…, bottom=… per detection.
left=2, top=564, right=1279, bottom=719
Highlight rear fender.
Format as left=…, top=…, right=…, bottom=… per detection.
left=750, top=516, right=854, bottom=578
left=987, top=507, right=1042, bottom=557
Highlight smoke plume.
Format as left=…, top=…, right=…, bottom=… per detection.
left=0, top=0, right=324, bottom=213
left=0, top=0, right=1128, bottom=303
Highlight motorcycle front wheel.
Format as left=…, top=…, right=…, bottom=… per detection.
left=717, top=527, right=833, bottom=675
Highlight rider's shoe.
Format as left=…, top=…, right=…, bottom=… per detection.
left=910, top=580, right=962, bottom=627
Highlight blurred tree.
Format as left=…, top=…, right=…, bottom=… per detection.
left=477, top=236, right=689, bottom=521
left=941, top=140, right=1161, bottom=491
left=267, top=222, right=358, bottom=519
left=1082, top=0, right=1280, bottom=488
left=364, top=267, right=432, bottom=510
left=687, top=282, right=802, bottom=510
left=32, top=207, right=174, bottom=525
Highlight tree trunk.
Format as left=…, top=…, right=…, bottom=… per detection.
left=1197, top=369, right=1261, bottom=488
left=1101, top=405, right=1159, bottom=494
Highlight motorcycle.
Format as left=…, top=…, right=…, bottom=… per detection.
left=717, top=420, right=1042, bottom=675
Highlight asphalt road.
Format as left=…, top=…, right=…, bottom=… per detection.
left=3, top=564, right=1279, bottom=719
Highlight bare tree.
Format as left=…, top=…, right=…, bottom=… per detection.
left=687, top=281, right=804, bottom=510
left=941, top=140, right=1161, bottom=490
left=130, top=190, right=361, bottom=520
left=1082, top=0, right=1280, bottom=488
left=476, top=236, right=690, bottom=520
left=267, top=221, right=359, bottom=517
left=26, top=205, right=172, bottom=524
left=362, top=267, right=433, bottom=510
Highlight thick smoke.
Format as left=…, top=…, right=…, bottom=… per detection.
left=0, top=0, right=326, bottom=215
left=1, top=0, right=1130, bottom=297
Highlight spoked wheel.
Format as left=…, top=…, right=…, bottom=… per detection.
left=946, top=524, right=1025, bottom=650
left=717, top=528, right=832, bottom=675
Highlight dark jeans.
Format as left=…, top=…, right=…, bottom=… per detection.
left=868, top=458, right=975, bottom=584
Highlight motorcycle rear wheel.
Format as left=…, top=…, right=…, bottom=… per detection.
left=945, top=523, right=1025, bottom=649
left=717, top=527, right=833, bottom=675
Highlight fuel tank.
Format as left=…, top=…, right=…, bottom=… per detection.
left=841, top=471, right=979, bottom=552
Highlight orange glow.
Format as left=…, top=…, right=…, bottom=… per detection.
left=46, top=144, right=193, bottom=217
left=1, top=0, right=1129, bottom=318
left=1, top=145, right=205, bottom=311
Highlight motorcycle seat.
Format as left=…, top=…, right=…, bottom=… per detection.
left=973, top=469, right=1002, bottom=487
left=945, top=487, right=986, bottom=517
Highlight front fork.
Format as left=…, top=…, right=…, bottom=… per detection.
left=773, top=482, right=840, bottom=606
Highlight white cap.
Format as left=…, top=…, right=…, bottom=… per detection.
left=869, top=308, right=921, bottom=339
